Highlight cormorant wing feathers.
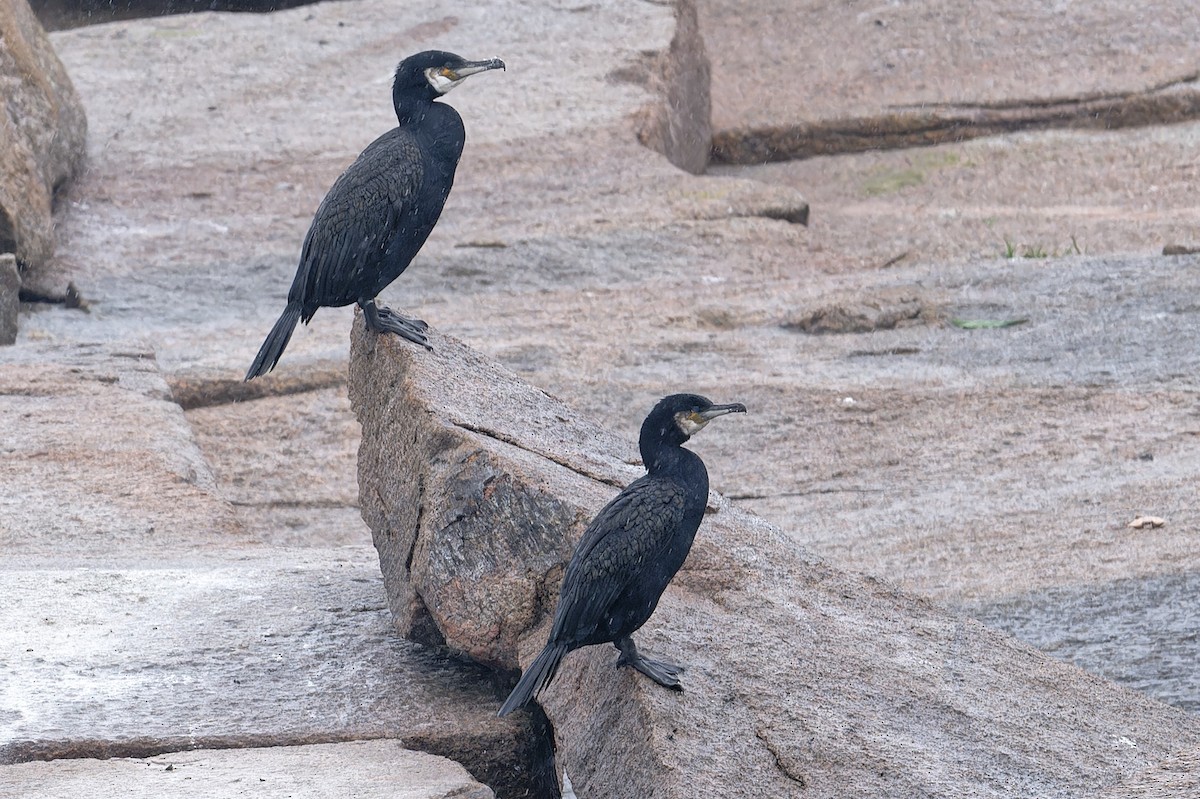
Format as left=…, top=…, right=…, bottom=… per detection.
left=548, top=476, right=687, bottom=645
left=290, top=130, right=424, bottom=310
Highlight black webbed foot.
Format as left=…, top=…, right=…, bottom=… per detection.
left=615, top=636, right=685, bottom=690
left=361, top=299, right=432, bottom=350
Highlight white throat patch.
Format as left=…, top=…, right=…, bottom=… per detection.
left=674, top=411, right=708, bottom=437
left=424, top=67, right=462, bottom=95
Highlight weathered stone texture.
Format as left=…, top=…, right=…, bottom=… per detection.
left=1092, top=746, right=1200, bottom=798
left=700, top=0, right=1200, bottom=161
left=0, top=0, right=87, bottom=272
left=0, top=740, right=495, bottom=799
left=349, top=316, right=1200, bottom=798
left=0, top=339, right=540, bottom=799
left=351, top=319, right=630, bottom=668
left=0, top=340, right=241, bottom=562
left=0, top=253, right=17, bottom=343
left=631, top=0, right=712, bottom=175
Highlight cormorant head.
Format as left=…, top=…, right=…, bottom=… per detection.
left=639, top=393, right=747, bottom=463
left=392, top=50, right=505, bottom=108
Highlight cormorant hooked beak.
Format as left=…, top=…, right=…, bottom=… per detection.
left=696, top=402, right=747, bottom=421
left=451, top=58, right=506, bottom=78
left=675, top=401, right=746, bottom=437
left=426, top=57, right=506, bottom=94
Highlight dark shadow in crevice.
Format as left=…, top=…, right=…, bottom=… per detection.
left=711, top=71, right=1200, bottom=165
left=30, top=0, right=343, bottom=31
left=527, top=704, right=561, bottom=799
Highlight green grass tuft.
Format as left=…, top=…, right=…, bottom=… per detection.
left=951, top=318, right=1029, bottom=330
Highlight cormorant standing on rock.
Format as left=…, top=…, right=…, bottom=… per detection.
left=498, top=394, right=746, bottom=716
left=245, top=51, right=505, bottom=380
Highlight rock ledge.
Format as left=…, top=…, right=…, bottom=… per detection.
left=349, top=316, right=1200, bottom=798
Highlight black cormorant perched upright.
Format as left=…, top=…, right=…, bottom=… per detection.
left=498, top=393, right=746, bottom=716
left=245, top=50, right=505, bottom=380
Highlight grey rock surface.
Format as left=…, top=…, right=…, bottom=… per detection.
left=699, top=0, right=1200, bottom=161
left=0, top=340, right=241, bottom=564
left=710, top=127, right=1200, bottom=266
left=183, top=386, right=367, bottom=547
left=1, top=740, right=494, bottom=799
left=351, top=316, right=634, bottom=668
left=0, top=0, right=87, bottom=274
left=1092, top=747, right=1200, bottom=798
left=348, top=315, right=1200, bottom=798
left=0, top=253, right=17, bottom=344
left=5, top=0, right=1199, bottom=793
left=0, top=550, right=512, bottom=760
left=962, top=572, right=1200, bottom=714
left=630, top=0, right=712, bottom=175
left=0, top=341, right=538, bottom=798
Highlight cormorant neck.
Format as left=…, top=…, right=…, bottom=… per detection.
left=640, top=435, right=696, bottom=476
left=641, top=438, right=709, bottom=509
left=392, top=87, right=439, bottom=126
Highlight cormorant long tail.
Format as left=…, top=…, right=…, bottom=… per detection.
left=246, top=302, right=301, bottom=380
left=497, top=643, right=568, bottom=717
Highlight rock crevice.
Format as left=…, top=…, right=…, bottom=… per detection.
left=713, top=73, right=1200, bottom=164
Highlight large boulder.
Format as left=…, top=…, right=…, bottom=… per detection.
left=630, top=0, right=712, bottom=175
left=349, top=316, right=1200, bottom=797
left=0, top=0, right=87, bottom=275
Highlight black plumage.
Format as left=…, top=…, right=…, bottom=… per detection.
left=498, top=393, right=746, bottom=716
left=245, top=50, right=504, bottom=380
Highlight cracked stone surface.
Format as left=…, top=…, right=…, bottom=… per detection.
left=348, top=315, right=1200, bottom=798
left=5, top=0, right=1200, bottom=794
left=699, top=0, right=1200, bottom=161
left=2, top=740, right=494, bottom=799
left=4, top=1, right=704, bottom=796
left=0, top=341, right=539, bottom=797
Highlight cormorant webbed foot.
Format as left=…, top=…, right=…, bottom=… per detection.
left=362, top=300, right=432, bottom=350
left=376, top=304, right=429, bottom=332
left=615, top=636, right=685, bottom=690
